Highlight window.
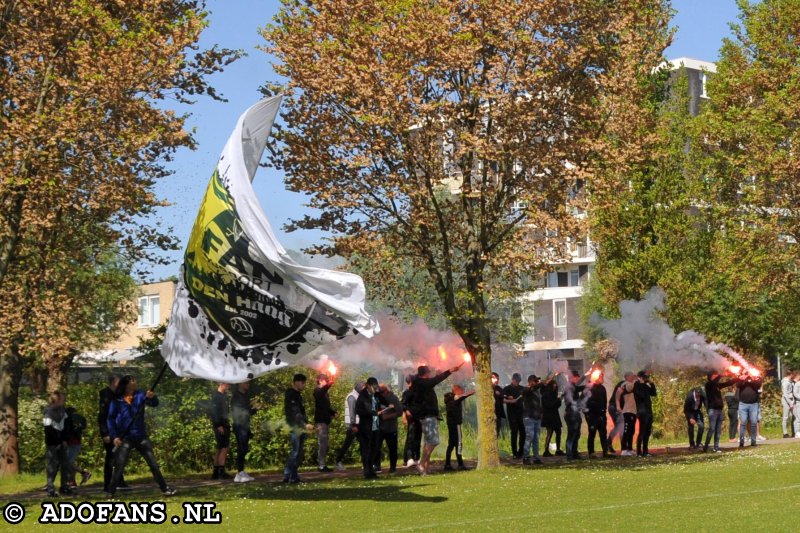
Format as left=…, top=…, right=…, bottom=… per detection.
left=138, top=295, right=160, bottom=328
left=700, top=71, right=708, bottom=98
left=554, top=300, right=567, bottom=328
left=569, top=270, right=579, bottom=287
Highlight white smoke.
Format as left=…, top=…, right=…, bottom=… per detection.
left=593, top=287, right=733, bottom=372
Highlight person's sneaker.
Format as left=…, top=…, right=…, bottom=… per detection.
left=443, top=464, right=455, bottom=471
left=406, top=458, right=417, bottom=467
left=373, top=466, right=382, bottom=473
left=318, top=466, right=333, bottom=473
left=60, top=487, right=75, bottom=496
left=641, top=453, right=653, bottom=457
left=117, top=483, right=132, bottom=491
left=713, top=448, right=722, bottom=453
left=739, top=441, right=745, bottom=448
left=389, top=467, right=396, bottom=473
left=750, top=441, right=757, bottom=447
left=522, top=457, right=531, bottom=465
left=219, top=470, right=233, bottom=480
left=757, top=435, right=766, bottom=441
left=533, top=458, right=543, bottom=465
left=784, top=433, right=791, bottom=438
left=795, top=435, right=800, bottom=439
left=46, top=489, right=58, bottom=498
left=233, top=472, right=250, bottom=483
left=243, top=471, right=255, bottom=481
left=336, top=462, right=346, bottom=471
left=80, top=471, right=91, bottom=486
left=289, top=478, right=302, bottom=484
left=161, top=486, right=177, bottom=496
left=702, top=445, right=708, bottom=453
left=458, top=464, right=470, bottom=471
left=555, top=450, right=565, bottom=456
left=542, top=450, right=553, bottom=457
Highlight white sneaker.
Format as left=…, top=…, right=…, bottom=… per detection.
left=233, top=472, right=246, bottom=483
left=336, top=462, right=345, bottom=471
left=406, top=459, right=417, bottom=467
left=757, top=435, right=766, bottom=441
left=794, top=435, right=800, bottom=439
left=241, top=471, right=254, bottom=482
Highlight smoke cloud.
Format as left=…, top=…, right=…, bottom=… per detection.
left=592, top=287, right=740, bottom=373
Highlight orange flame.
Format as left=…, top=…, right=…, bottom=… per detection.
left=748, top=367, right=761, bottom=377
left=327, top=361, right=338, bottom=376
left=590, top=369, right=602, bottom=382
left=438, top=345, right=447, bottom=361
left=728, top=364, right=742, bottom=376
left=463, top=352, right=471, bottom=363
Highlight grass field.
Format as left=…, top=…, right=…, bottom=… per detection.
left=1, top=442, right=799, bottom=532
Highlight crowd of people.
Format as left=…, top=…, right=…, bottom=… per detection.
left=40, top=362, right=779, bottom=496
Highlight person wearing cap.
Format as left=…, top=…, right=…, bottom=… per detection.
left=616, top=371, right=638, bottom=456
left=411, top=362, right=464, bottom=474
left=444, top=384, right=475, bottom=471
left=401, top=375, right=422, bottom=467
left=634, top=370, right=657, bottom=457
left=491, top=372, right=506, bottom=437
left=283, top=373, right=313, bottom=483
left=335, top=381, right=364, bottom=471
left=314, top=373, right=337, bottom=472
left=703, top=371, right=735, bottom=453
left=521, top=375, right=545, bottom=465
left=736, top=370, right=763, bottom=448
left=683, top=386, right=706, bottom=449
left=355, top=377, right=384, bottom=479
left=503, top=373, right=526, bottom=459
left=585, top=372, right=610, bottom=457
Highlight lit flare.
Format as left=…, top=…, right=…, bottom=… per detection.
left=438, top=345, right=447, bottom=361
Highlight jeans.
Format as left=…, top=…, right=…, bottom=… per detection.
left=622, top=413, right=637, bottom=451
left=522, top=418, right=542, bottom=459
left=686, top=411, right=705, bottom=447
left=508, top=414, right=525, bottom=457
left=704, top=409, right=723, bottom=450
left=110, top=438, right=167, bottom=494
left=564, top=411, right=582, bottom=459
left=316, top=423, right=329, bottom=468
left=739, top=402, right=759, bottom=444
left=637, top=413, right=653, bottom=455
left=446, top=423, right=464, bottom=466
left=283, top=430, right=306, bottom=481
left=403, top=419, right=421, bottom=463
left=45, top=444, right=68, bottom=492
left=233, top=423, right=251, bottom=472
left=585, top=413, right=608, bottom=454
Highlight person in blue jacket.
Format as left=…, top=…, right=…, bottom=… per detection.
left=107, top=375, right=175, bottom=497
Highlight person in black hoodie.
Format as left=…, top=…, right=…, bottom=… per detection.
left=411, top=362, right=464, bottom=474
left=314, top=373, right=336, bottom=472
left=503, top=373, right=526, bottom=459
left=377, top=383, right=401, bottom=473
left=492, top=372, right=506, bottom=437
left=542, top=379, right=564, bottom=457
left=283, top=373, right=313, bottom=483
left=43, top=391, right=70, bottom=497
left=585, top=373, right=610, bottom=457
left=564, top=371, right=590, bottom=460
left=355, top=377, right=384, bottom=479
left=683, top=386, right=706, bottom=449
left=521, top=375, right=545, bottom=465
left=703, top=372, right=735, bottom=453
left=444, top=384, right=475, bottom=471
left=210, top=382, right=231, bottom=480
left=98, top=374, right=127, bottom=493
left=634, top=371, right=657, bottom=457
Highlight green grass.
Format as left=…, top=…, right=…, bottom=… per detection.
left=1, top=442, right=799, bottom=531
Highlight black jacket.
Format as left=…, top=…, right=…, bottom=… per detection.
left=705, top=377, right=735, bottom=410
left=683, top=388, right=706, bottom=415
left=633, top=380, right=657, bottom=415
left=503, top=384, right=525, bottom=418
left=493, top=385, right=506, bottom=419
left=211, top=390, right=230, bottom=427
left=313, top=384, right=336, bottom=424
left=411, top=370, right=451, bottom=419
left=231, top=388, right=256, bottom=429
left=444, top=393, right=469, bottom=425
left=521, top=383, right=544, bottom=420
left=586, top=383, right=607, bottom=417
left=379, top=391, right=401, bottom=433
left=737, top=376, right=763, bottom=404
left=284, top=388, right=307, bottom=428
left=355, top=389, right=382, bottom=434
left=98, top=386, right=115, bottom=438
left=43, top=405, right=67, bottom=447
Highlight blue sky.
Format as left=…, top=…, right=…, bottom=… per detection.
left=147, top=0, right=743, bottom=281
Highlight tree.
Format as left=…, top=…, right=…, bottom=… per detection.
left=262, top=0, right=671, bottom=468
left=0, top=0, right=239, bottom=475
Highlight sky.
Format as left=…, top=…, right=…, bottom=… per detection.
left=145, top=0, right=743, bottom=281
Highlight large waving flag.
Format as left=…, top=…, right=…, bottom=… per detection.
left=161, top=97, right=379, bottom=381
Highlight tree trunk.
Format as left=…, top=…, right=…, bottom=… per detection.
left=0, top=344, right=22, bottom=476
left=473, top=344, right=500, bottom=468
left=46, top=355, right=71, bottom=394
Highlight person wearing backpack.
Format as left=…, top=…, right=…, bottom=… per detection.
left=615, top=372, right=637, bottom=456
